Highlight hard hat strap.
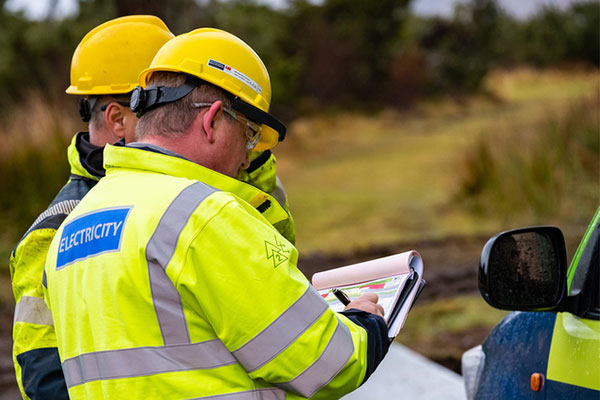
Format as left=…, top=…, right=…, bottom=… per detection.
left=79, top=97, right=98, bottom=122
left=131, top=74, right=286, bottom=143
left=80, top=94, right=133, bottom=122
left=131, top=75, right=202, bottom=117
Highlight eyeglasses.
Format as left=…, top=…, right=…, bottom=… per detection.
left=192, top=102, right=261, bottom=152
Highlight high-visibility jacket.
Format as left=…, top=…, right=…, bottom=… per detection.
left=44, top=143, right=371, bottom=399
left=10, top=132, right=101, bottom=399
left=10, top=140, right=296, bottom=400
left=238, top=150, right=295, bottom=244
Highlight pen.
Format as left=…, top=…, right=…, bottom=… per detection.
left=332, top=288, right=351, bottom=306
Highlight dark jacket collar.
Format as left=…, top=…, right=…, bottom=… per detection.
left=75, top=132, right=124, bottom=178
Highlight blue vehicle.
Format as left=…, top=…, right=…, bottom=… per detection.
left=462, top=206, right=599, bottom=399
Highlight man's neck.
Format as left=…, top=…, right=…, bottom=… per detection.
left=140, top=134, right=206, bottom=165
left=88, top=127, right=122, bottom=147
left=126, top=142, right=189, bottom=161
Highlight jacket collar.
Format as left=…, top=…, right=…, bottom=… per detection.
left=103, top=143, right=289, bottom=226
left=67, top=132, right=103, bottom=180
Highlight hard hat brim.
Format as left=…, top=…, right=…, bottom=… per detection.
left=65, top=84, right=138, bottom=95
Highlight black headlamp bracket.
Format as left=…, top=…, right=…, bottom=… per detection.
left=78, top=97, right=98, bottom=122
left=130, top=75, right=202, bottom=118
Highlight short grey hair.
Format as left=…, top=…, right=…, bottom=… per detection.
left=88, top=95, right=131, bottom=132
left=135, top=71, right=233, bottom=140
left=88, top=96, right=111, bottom=132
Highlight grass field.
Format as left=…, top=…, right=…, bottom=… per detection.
left=274, top=67, right=599, bottom=254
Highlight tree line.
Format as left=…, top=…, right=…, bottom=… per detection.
left=0, top=0, right=598, bottom=119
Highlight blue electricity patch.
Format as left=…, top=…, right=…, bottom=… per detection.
left=56, top=207, right=131, bottom=269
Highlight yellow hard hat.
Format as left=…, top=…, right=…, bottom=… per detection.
left=136, top=28, right=285, bottom=151
left=66, top=15, right=174, bottom=95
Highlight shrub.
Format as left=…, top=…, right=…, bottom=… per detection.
left=456, top=91, right=599, bottom=222
left=0, top=93, right=77, bottom=241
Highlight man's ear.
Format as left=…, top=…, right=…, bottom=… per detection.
left=104, top=102, right=127, bottom=140
left=201, top=101, right=223, bottom=143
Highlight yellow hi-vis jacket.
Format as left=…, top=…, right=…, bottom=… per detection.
left=11, top=135, right=295, bottom=400
left=10, top=132, right=99, bottom=399
left=43, top=144, right=369, bottom=399
left=238, top=150, right=295, bottom=244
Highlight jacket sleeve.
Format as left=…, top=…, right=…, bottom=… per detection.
left=10, top=228, right=69, bottom=400
left=237, top=150, right=296, bottom=244
left=179, top=197, right=376, bottom=399
left=340, top=309, right=391, bottom=383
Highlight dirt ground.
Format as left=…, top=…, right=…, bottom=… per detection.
left=298, top=234, right=490, bottom=373
left=0, top=234, right=489, bottom=398
left=0, top=297, right=16, bottom=399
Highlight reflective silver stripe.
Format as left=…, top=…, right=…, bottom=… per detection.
left=190, top=388, right=286, bottom=400
left=13, top=296, right=53, bottom=326
left=269, top=177, right=287, bottom=208
left=232, top=286, right=328, bottom=372
left=26, top=199, right=80, bottom=234
left=62, top=339, right=236, bottom=388
left=146, top=182, right=217, bottom=345
left=278, top=321, right=354, bottom=398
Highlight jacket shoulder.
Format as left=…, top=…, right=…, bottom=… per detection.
left=14, top=176, right=97, bottom=252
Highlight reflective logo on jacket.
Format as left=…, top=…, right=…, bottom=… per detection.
left=56, top=207, right=130, bottom=268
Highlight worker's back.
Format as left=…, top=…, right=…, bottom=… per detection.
left=44, top=144, right=369, bottom=399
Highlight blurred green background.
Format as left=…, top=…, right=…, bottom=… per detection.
left=0, top=0, right=598, bottom=393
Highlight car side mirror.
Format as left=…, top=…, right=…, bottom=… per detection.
left=479, top=226, right=567, bottom=311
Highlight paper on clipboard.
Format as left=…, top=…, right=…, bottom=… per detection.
left=312, top=251, right=424, bottom=338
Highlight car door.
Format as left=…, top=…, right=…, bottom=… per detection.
left=545, top=209, right=599, bottom=397
left=467, top=206, right=599, bottom=399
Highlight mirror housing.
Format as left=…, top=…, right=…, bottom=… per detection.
left=479, top=226, right=567, bottom=311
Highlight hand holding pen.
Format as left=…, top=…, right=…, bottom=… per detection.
left=331, top=288, right=384, bottom=317
left=332, top=288, right=351, bottom=305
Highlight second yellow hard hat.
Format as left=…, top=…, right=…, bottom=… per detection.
left=66, top=15, right=174, bottom=95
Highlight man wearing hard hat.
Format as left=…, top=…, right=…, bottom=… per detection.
left=43, top=28, right=390, bottom=399
left=8, top=15, right=174, bottom=399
